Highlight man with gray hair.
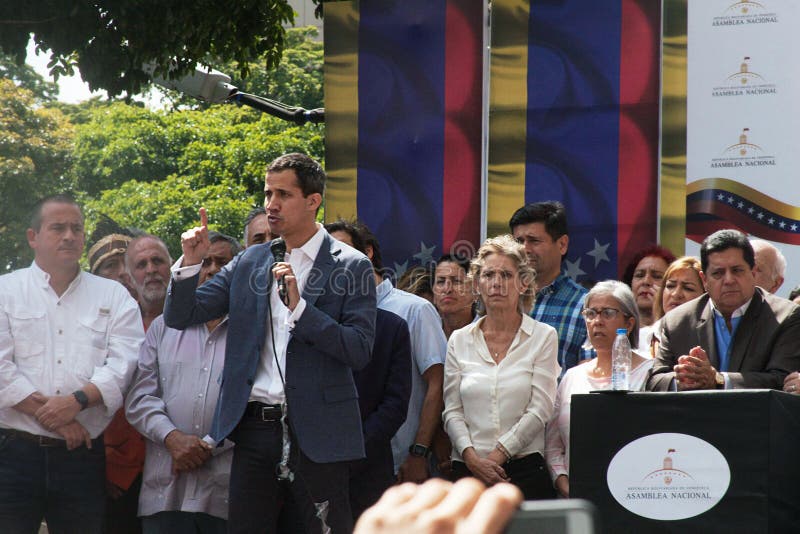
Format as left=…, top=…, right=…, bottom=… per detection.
left=126, top=235, right=172, bottom=331
left=750, top=239, right=786, bottom=294
left=125, top=231, right=241, bottom=533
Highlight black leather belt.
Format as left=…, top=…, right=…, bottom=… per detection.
left=0, top=428, right=103, bottom=448
left=245, top=402, right=283, bottom=421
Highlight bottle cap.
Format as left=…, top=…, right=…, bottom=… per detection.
left=616, top=328, right=627, bottom=335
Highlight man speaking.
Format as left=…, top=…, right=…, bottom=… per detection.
left=164, top=153, right=376, bottom=533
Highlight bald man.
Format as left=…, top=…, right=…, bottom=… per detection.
left=750, top=239, right=786, bottom=294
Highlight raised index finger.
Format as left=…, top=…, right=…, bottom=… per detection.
left=199, top=207, right=208, bottom=228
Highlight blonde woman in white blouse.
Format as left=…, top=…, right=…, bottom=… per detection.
left=443, top=235, right=560, bottom=499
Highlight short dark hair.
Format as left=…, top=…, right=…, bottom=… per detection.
left=508, top=201, right=568, bottom=241
left=243, top=206, right=266, bottom=242
left=437, top=253, right=471, bottom=274
left=789, top=285, right=800, bottom=302
left=208, top=231, right=243, bottom=257
left=622, top=245, right=677, bottom=287
left=356, top=221, right=384, bottom=272
left=30, top=193, right=81, bottom=231
left=244, top=206, right=265, bottom=228
left=267, top=153, right=326, bottom=197
left=324, top=219, right=367, bottom=255
left=700, top=229, right=755, bottom=272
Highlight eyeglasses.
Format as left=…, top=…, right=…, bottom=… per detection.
left=581, top=307, right=627, bottom=321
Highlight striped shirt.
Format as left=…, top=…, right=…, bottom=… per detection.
left=531, top=274, right=590, bottom=376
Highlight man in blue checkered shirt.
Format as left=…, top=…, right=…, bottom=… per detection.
left=510, top=201, right=590, bottom=376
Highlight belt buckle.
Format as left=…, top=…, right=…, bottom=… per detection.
left=37, top=434, right=60, bottom=447
left=261, top=405, right=280, bottom=421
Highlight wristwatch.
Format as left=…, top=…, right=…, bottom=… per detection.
left=72, top=390, right=89, bottom=411
left=714, top=372, right=725, bottom=389
left=408, top=443, right=431, bottom=458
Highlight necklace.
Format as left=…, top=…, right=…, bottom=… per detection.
left=482, top=315, right=521, bottom=363
left=486, top=334, right=514, bottom=362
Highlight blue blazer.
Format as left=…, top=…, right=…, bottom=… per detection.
left=164, top=233, right=376, bottom=463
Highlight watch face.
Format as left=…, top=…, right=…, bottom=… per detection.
left=409, top=444, right=428, bottom=457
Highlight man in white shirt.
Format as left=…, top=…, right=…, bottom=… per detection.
left=0, top=194, right=144, bottom=533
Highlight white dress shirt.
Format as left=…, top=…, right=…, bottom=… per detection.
left=0, top=262, right=144, bottom=438
left=443, top=314, right=559, bottom=461
left=170, top=224, right=326, bottom=404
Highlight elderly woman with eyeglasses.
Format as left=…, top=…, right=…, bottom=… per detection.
left=543, top=280, right=653, bottom=498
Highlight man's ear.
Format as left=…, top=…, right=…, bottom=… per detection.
left=365, top=244, right=374, bottom=261
left=699, top=270, right=708, bottom=292
left=306, top=193, right=322, bottom=212
left=773, top=276, right=785, bottom=293
left=26, top=228, right=37, bottom=250
left=556, top=234, right=569, bottom=256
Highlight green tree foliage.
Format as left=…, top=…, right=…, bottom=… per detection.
left=83, top=178, right=254, bottom=258
left=0, top=21, right=324, bottom=270
left=0, top=79, right=73, bottom=271
left=0, top=53, right=58, bottom=102
left=229, top=27, right=324, bottom=110
left=0, top=0, right=295, bottom=97
left=67, top=102, right=324, bottom=198
left=72, top=102, right=323, bottom=257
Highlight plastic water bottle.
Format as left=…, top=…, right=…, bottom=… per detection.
left=611, top=328, right=631, bottom=391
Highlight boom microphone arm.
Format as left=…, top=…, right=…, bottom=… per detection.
left=145, top=63, right=324, bottom=125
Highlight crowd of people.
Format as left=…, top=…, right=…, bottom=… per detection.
left=2, top=151, right=800, bottom=534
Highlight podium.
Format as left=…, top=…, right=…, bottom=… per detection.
left=570, top=390, right=800, bottom=532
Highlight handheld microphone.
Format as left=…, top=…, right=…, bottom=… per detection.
left=269, top=238, right=289, bottom=306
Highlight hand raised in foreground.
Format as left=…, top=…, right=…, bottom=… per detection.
left=354, top=478, right=522, bottom=534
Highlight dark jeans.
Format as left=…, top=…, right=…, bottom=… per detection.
left=103, top=473, right=142, bottom=534
left=452, top=452, right=556, bottom=500
left=0, top=430, right=106, bottom=534
left=227, top=415, right=353, bottom=534
left=141, top=511, right=226, bottom=534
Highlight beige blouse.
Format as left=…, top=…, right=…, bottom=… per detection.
left=443, top=314, right=560, bottom=461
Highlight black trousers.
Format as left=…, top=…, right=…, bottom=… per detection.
left=227, top=414, right=353, bottom=534
left=348, top=440, right=394, bottom=522
left=452, top=452, right=556, bottom=500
